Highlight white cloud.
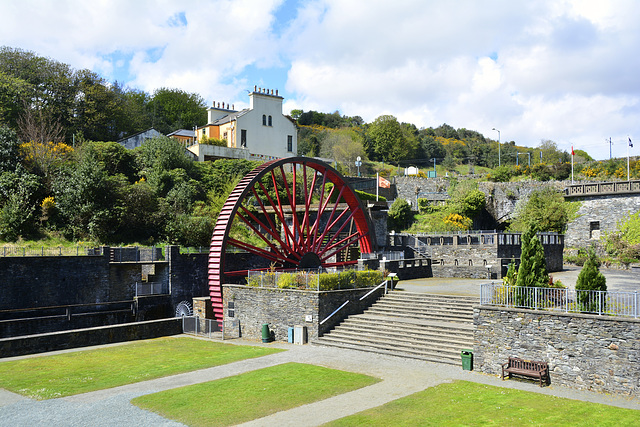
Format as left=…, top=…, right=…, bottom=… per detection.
left=1, top=0, right=639, bottom=159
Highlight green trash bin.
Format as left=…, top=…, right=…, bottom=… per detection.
left=461, top=349, right=473, bottom=371
left=262, top=323, right=270, bottom=343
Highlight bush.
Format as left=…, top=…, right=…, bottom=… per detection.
left=575, top=247, right=607, bottom=312
left=487, top=166, right=513, bottom=182
left=356, top=189, right=386, bottom=202
left=388, top=198, right=413, bottom=231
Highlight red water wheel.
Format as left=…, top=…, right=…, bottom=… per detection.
left=208, top=157, right=375, bottom=327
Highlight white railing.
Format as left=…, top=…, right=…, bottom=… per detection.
left=480, top=284, right=639, bottom=318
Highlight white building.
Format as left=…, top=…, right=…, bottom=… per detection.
left=190, top=86, right=297, bottom=162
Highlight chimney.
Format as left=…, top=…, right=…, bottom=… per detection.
left=254, top=85, right=257, bottom=92
left=232, top=104, right=234, bottom=110
left=276, top=89, right=278, bottom=96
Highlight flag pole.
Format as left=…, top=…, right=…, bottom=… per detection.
left=376, top=172, right=379, bottom=201
left=571, top=145, right=574, bottom=184
left=628, top=137, right=633, bottom=181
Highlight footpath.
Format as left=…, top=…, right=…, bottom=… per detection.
left=1, top=337, right=640, bottom=427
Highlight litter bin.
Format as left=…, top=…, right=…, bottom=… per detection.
left=461, top=349, right=473, bottom=371
left=262, top=323, right=270, bottom=343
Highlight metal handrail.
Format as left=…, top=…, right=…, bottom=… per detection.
left=360, top=280, right=389, bottom=301
left=320, top=300, right=350, bottom=325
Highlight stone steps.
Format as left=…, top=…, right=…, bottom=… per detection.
left=314, top=291, right=475, bottom=365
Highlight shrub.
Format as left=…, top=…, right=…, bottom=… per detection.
left=575, top=247, right=607, bottom=312
left=487, top=165, right=513, bottom=182
left=388, top=198, right=412, bottom=231
left=515, top=224, right=549, bottom=289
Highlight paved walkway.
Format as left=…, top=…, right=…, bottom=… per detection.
left=395, top=265, right=640, bottom=296
left=1, top=337, right=639, bottom=427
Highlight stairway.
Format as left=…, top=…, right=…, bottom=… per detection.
left=314, top=292, right=476, bottom=365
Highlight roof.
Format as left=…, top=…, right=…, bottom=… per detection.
left=167, top=129, right=195, bottom=137
left=116, top=128, right=161, bottom=143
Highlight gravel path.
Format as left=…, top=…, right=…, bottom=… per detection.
left=1, top=337, right=639, bottom=427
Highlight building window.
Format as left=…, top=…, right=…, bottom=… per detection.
left=241, top=129, right=247, bottom=148
left=590, top=221, right=600, bottom=239
left=287, top=135, right=293, bottom=152
left=268, top=115, right=273, bottom=126
left=262, top=115, right=266, bottom=126
left=223, top=131, right=228, bottom=141
left=202, top=128, right=206, bottom=136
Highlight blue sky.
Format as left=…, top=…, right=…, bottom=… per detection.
left=2, top=0, right=640, bottom=160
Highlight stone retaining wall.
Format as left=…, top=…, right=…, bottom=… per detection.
left=0, top=318, right=182, bottom=358
left=564, top=194, right=640, bottom=248
left=222, top=285, right=385, bottom=342
left=474, top=306, right=640, bottom=396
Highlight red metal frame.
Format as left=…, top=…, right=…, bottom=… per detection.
left=208, top=157, right=375, bottom=327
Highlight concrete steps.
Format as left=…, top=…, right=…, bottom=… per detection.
left=314, top=291, right=476, bottom=365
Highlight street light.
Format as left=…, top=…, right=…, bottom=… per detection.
left=492, top=128, right=501, bottom=167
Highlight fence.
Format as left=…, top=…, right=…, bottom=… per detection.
left=182, top=316, right=222, bottom=339
left=0, top=246, right=100, bottom=257
left=480, top=283, right=640, bottom=318
left=135, top=282, right=168, bottom=296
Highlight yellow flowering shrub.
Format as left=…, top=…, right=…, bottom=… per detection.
left=443, top=213, right=472, bottom=230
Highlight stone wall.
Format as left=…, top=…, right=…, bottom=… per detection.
left=564, top=194, right=640, bottom=248
left=222, top=284, right=385, bottom=341
left=0, top=253, right=111, bottom=310
left=474, top=306, right=640, bottom=396
left=0, top=246, right=211, bottom=337
left=166, top=247, right=210, bottom=310
left=0, top=318, right=182, bottom=358
left=478, top=181, right=564, bottom=224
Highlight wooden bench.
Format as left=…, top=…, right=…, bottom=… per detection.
left=501, top=357, right=549, bottom=387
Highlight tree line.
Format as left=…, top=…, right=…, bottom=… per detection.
left=0, top=46, right=207, bottom=143
left=0, top=126, right=259, bottom=245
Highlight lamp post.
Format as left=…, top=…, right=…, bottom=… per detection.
left=492, top=128, right=501, bottom=167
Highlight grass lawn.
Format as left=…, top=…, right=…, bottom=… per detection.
left=326, top=380, right=639, bottom=426
left=131, top=362, right=380, bottom=427
left=0, top=336, right=282, bottom=400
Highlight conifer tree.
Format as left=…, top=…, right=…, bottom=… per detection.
left=575, top=247, right=607, bottom=312
left=515, top=224, right=549, bottom=288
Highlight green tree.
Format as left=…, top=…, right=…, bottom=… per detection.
left=388, top=198, right=413, bottom=231
left=515, top=224, right=549, bottom=289
left=72, top=70, right=123, bottom=141
left=147, top=88, right=207, bottom=135
left=367, top=115, right=408, bottom=162
left=0, top=46, right=76, bottom=139
left=54, top=147, right=124, bottom=241
left=0, top=126, right=20, bottom=172
left=510, top=188, right=578, bottom=233
left=0, top=166, right=42, bottom=241
left=575, top=247, right=607, bottom=312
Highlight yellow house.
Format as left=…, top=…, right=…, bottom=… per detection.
left=193, top=86, right=297, bottom=161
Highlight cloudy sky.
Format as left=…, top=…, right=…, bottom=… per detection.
left=1, top=0, right=638, bottom=160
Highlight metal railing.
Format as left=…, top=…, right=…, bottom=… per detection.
left=380, top=251, right=405, bottom=261
left=320, top=278, right=391, bottom=326
left=135, top=282, right=168, bottom=296
left=0, top=246, right=100, bottom=257
left=480, top=283, right=640, bottom=318
left=182, top=316, right=222, bottom=339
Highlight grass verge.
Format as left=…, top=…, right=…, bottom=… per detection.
left=0, top=336, right=282, bottom=400
left=131, top=362, right=380, bottom=426
left=325, top=380, right=639, bottom=426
